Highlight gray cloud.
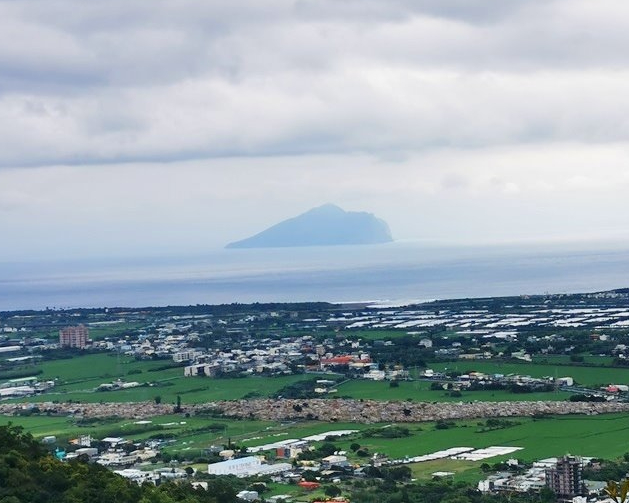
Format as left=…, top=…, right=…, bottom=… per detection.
left=0, top=0, right=628, bottom=167
left=0, top=0, right=627, bottom=168
left=2, top=68, right=629, bottom=168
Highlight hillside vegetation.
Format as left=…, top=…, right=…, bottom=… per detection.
left=0, top=424, right=237, bottom=503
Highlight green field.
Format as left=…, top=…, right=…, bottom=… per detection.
left=7, top=353, right=330, bottom=404
left=25, top=373, right=321, bottom=404
left=409, top=459, right=480, bottom=482
left=37, top=353, right=170, bottom=382
left=532, top=355, right=617, bottom=366
left=244, top=413, right=629, bottom=481
left=5, top=352, right=580, bottom=405
left=428, top=361, right=629, bottom=387
left=347, top=330, right=412, bottom=341
left=6, top=412, right=629, bottom=484
left=335, top=414, right=629, bottom=461
left=334, top=413, right=629, bottom=482
left=331, top=379, right=571, bottom=402
left=0, top=414, right=274, bottom=451
left=7, top=352, right=628, bottom=408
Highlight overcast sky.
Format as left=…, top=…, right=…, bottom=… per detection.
left=1, top=0, right=628, bottom=261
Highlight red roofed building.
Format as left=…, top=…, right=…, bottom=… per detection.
left=320, top=356, right=353, bottom=365
left=298, top=481, right=320, bottom=490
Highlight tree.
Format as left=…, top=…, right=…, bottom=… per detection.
left=435, top=420, right=453, bottom=430
left=154, top=395, right=162, bottom=405
left=325, top=485, right=342, bottom=497
left=0, top=423, right=241, bottom=503
left=386, top=466, right=412, bottom=481
left=174, top=395, right=182, bottom=413
left=301, top=471, right=318, bottom=482
left=249, top=483, right=267, bottom=494
left=317, top=442, right=338, bottom=457
left=539, top=486, right=556, bottom=503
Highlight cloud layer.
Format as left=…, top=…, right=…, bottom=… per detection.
left=1, top=0, right=628, bottom=258
left=2, top=0, right=629, bottom=166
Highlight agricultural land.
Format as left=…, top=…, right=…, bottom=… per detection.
left=2, top=290, right=629, bottom=502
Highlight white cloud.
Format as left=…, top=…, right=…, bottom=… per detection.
left=0, top=142, right=627, bottom=259
left=2, top=68, right=629, bottom=167
left=0, top=0, right=628, bottom=165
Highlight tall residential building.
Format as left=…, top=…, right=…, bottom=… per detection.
left=545, top=455, right=585, bottom=501
left=59, top=325, right=89, bottom=349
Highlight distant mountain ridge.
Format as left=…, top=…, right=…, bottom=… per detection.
left=226, top=204, right=393, bottom=249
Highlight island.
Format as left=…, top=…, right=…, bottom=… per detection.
left=225, top=203, right=393, bottom=248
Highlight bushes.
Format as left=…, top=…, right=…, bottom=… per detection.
left=273, top=379, right=319, bottom=399
left=325, top=485, right=342, bottom=497
left=569, top=394, right=606, bottom=402
left=435, top=420, right=455, bottom=430
left=362, top=426, right=411, bottom=438
left=298, top=442, right=338, bottom=460
left=477, top=418, right=521, bottom=432
left=0, top=369, right=43, bottom=381
left=0, top=424, right=241, bottom=503
left=242, top=391, right=262, bottom=399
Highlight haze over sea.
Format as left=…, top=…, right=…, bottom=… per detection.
left=1, top=241, right=628, bottom=311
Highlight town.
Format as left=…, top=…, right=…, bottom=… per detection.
left=2, top=291, right=629, bottom=502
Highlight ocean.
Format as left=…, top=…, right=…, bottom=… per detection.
left=1, top=241, right=628, bottom=311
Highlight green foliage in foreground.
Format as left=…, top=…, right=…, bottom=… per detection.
left=0, top=423, right=237, bottom=503
left=349, top=478, right=556, bottom=503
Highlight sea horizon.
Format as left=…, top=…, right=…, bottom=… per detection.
left=1, top=239, right=628, bottom=311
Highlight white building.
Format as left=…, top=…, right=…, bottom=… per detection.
left=114, top=469, right=159, bottom=485
left=0, top=386, right=34, bottom=398
left=364, top=369, right=386, bottom=380
left=321, top=455, right=349, bottom=467
left=208, top=456, right=292, bottom=477
left=237, top=490, right=259, bottom=501
left=173, top=350, right=202, bottom=363
left=184, top=363, right=219, bottom=377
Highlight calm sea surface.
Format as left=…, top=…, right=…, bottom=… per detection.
left=1, top=241, right=629, bottom=310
